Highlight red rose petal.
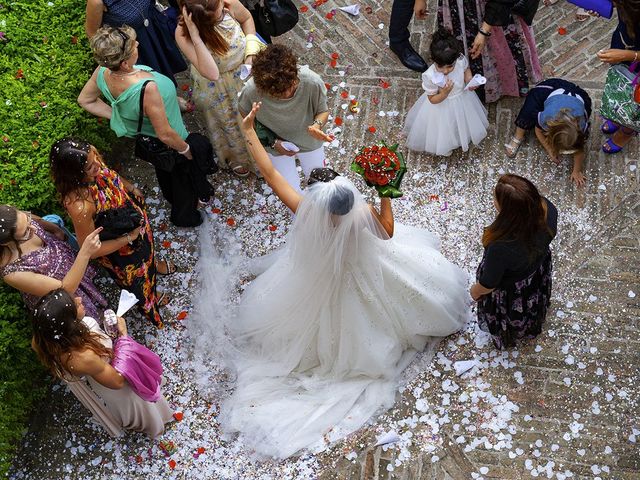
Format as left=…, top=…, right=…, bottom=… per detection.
left=324, top=82, right=331, bottom=90
left=300, top=5, right=309, bottom=12
left=329, top=59, right=337, bottom=68
left=326, top=12, right=334, bottom=19
left=71, top=36, right=78, bottom=45
left=331, top=52, right=339, bottom=60
left=368, top=126, right=377, bottom=133
left=340, top=91, right=349, bottom=99
left=211, top=207, right=221, bottom=214
left=334, top=117, right=343, bottom=126
left=558, top=27, right=567, bottom=35
left=226, top=217, right=236, bottom=227
left=177, top=311, right=188, bottom=320
left=168, top=459, right=176, bottom=469
left=173, top=412, right=184, bottom=421
left=197, top=447, right=205, bottom=454
left=268, top=224, right=277, bottom=231
left=162, top=240, right=171, bottom=248
left=181, top=84, right=190, bottom=91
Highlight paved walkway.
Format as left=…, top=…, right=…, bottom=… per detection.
left=11, top=1, right=639, bottom=479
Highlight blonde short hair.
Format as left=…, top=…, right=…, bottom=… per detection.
left=90, top=25, right=137, bottom=70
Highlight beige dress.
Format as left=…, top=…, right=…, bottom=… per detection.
left=63, top=317, right=173, bottom=438
left=191, top=11, right=253, bottom=171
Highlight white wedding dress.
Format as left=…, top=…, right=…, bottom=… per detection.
left=205, top=177, right=469, bottom=458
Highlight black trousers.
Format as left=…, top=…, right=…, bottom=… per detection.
left=155, top=163, right=203, bottom=227
left=389, top=0, right=415, bottom=46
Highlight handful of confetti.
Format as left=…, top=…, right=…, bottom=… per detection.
left=351, top=142, right=406, bottom=198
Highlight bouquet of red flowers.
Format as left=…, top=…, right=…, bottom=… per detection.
left=351, top=142, right=406, bottom=198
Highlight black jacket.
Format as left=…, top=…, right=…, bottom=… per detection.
left=484, top=0, right=540, bottom=27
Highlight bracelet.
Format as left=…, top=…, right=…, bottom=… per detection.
left=178, top=144, right=190, bottom=155
left=478, top=28, right=491, bottom=37
left=635, top=51, right=639, bottom=62
left=271, top=139, right=279, bottom=149
left=312, top=119, right=324, bottom=128
left=125, top=232, right=132, bottom=244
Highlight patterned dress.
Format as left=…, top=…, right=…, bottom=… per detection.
left=89, top=164, right=163, bottom=327
left=438, top=0, right=542, bottom=103
left=190, top=12, right=253, bottom=171
left=0, top=222, right=107, bottom=319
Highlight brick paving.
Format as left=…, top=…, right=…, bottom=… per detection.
left=11, top=1, right=639, bottom=479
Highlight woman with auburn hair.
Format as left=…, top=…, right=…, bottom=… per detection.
left=470, top=174, right=557, bottom=349
left=31, top=288, right=173, bottom=438
left=176, top=0, right=262, bottom=176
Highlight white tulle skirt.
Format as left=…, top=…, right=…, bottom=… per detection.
left=221, top=223, right=470, bottom=458
left=403, top=91, right=488, bottom=156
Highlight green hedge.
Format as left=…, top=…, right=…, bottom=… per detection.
left=0, top=0, right=115, bottom=474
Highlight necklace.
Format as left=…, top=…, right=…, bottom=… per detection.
left=111, top=68, right=139, bottom=78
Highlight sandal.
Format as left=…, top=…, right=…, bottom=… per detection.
left=156, top=258, right=177, bottom=276
left=156, top=291, right=171, bottom=307
left=602, top=137, right=624, bottom=154
left=504, top=136, right=523, bottom=158
left=575, top=8, right=590, bottom=21
left=601, top=120, right=620, bottom=135
left=232, top=165, right=251, bottom=178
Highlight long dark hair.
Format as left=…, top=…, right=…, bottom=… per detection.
left=0, top=205, right=21, bottom=261
left=482, top=174, right=549, bottom=250
left=49, top=138, right=92, bottom=206
left=32, top=289, right=112, bottom=379
left=614, top=0, right=640, bottom=40
left=179, top=0, right=229, bottom=55
left=430, top=28, right=462, bottom=67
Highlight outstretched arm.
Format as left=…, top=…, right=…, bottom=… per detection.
left=241, top=103, right=302, bottom=213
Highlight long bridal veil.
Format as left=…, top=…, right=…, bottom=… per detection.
left=192, top=176, right=470, bottom=459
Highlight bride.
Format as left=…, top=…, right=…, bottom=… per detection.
left=217, top=103, right=469, bottom=458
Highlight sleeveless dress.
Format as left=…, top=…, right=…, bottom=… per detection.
left=0, top=221, right=107, bottom=319
left=403, top=56, right=488, bottom=156
left=63, top=316, right=173, bottom=438
left=88, top=162, right=163, bottom=327
left=190, top=12, right=253, bottom=172
left=101, top=0, right=187, bottom=85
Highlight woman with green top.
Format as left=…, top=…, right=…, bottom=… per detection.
left=238, top=44, right=333, bottom=193
left=78, top=25, right=209, bottom=227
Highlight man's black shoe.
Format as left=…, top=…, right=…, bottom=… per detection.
left=390, top=43, right=428, bottom=73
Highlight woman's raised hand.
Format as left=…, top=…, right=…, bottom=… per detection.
left=241, top=102, right=261, bottom=132
left=182, top=6, right=200, bottom=39
left=307, top=123, right=334, bottom=143
left=79, top=227, right=103, bottom=258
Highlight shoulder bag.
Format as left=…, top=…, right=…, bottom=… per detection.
left=134, top=80, right=178, bottom=172
left=255, top=0, right=299, bottom=37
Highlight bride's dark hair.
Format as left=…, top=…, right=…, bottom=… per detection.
left=307, top=168, right=354, bottom=216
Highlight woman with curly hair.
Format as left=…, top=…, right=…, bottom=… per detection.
left=31, top=288, right=173, bottom=437
left=176, top=0, right=263, bottom=177
left=50, top=138, right=172, bottom=328
left=238, top=44, right=333, bottom=193
left=470, top=174, right=557, bottom=349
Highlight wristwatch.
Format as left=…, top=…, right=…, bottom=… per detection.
left=312, top=119, right=324, bottom=128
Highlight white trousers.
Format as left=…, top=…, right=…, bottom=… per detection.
left=268, top=146, right=326, bottom=193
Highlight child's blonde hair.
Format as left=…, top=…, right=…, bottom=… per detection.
left=544, top=109, right=585, bottom=156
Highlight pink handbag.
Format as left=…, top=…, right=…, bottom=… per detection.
left=111, top=336, right=163, bottom=402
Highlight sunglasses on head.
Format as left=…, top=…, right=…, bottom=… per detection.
left=113, top=27, right=129, bottom=57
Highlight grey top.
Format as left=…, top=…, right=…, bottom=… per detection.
left=239, top=66, right=329, bottom=153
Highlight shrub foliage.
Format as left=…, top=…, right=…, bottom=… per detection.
left=0, top=0, right=114, bottom=473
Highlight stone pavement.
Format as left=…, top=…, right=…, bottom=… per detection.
left=11, top=1, right=639, bottom=479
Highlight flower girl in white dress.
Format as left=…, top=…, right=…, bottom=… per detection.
left=403, top=29, right=488, bottom=156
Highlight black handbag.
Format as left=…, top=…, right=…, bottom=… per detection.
left=94, top=206, right=143, bottom=241
left=255, top=0, right=298, bottom=37
left=134, top=80, right=177, bottom=172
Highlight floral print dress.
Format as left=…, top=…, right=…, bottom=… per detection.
left=190, top=12, right=253, bottom=172
left=90, top=164, right=163, bottom=327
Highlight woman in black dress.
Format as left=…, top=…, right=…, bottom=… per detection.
left=470, top=174, right=557, bottom=349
